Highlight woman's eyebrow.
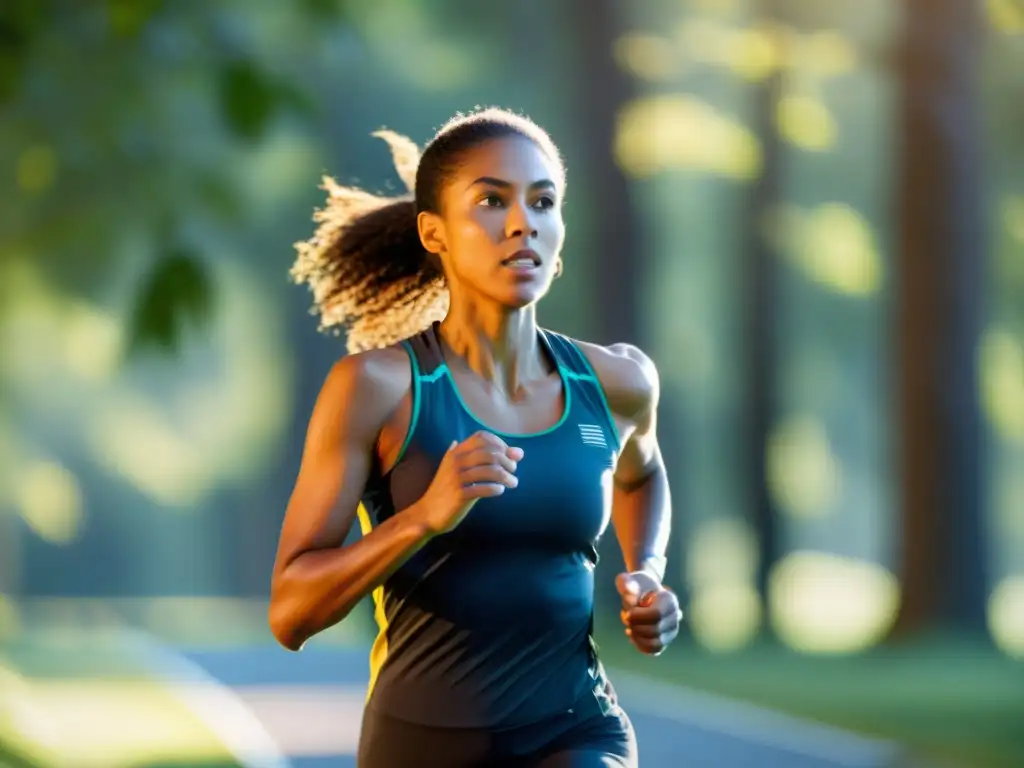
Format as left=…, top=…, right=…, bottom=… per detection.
left=468, top=176, right=556, bottom=190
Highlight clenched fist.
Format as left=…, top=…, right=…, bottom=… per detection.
left=414, top=431, right=524, bottom=536
left=615, top=571, right=682, bottom=656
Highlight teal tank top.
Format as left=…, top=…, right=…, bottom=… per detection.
left=358, top=321, right=621, bottom=728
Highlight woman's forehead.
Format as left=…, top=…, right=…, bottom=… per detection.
left=452, top=136, right=561, bottom=189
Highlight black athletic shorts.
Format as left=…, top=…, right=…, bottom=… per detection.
left=357, top=686, right=638, bottom=767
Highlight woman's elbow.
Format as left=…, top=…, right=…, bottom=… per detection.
left=268, top=586, right=305, bottom=652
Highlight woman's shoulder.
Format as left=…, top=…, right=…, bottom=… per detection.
left=565, top=337, right=660, bottom=422
left=318, top=343, right=415, bottom=420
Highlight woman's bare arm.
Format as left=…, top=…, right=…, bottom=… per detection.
left=268, top=348, right=431, bottom=651
left=577, top=341, right=671, bottom=580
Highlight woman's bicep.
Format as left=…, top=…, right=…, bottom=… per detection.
left=273, top=356, right=394, bottom=574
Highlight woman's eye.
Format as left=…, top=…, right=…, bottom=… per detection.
left=477, top=194, right=556, bottom=210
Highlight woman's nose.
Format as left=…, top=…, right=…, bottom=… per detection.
left=505, top=202, right=537, bottom=239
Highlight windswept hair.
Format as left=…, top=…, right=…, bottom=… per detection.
left=291, top=107, right=563, bottom=353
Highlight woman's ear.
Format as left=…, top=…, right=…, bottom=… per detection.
left=417, top=210, right=446, bottom=256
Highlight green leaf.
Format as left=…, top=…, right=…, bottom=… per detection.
left=106, top=0, right=164, bottom=38
left=195, top=174, right=244, bottom=223
left=126, top=250, right=214, bottom=357
left=300, top=0, right=348, bottom=21
left=0, top=0, right=49, bottom=46
left=219, top=60, right=279, bottom=142
left=0, top=0, right=50, bottom=103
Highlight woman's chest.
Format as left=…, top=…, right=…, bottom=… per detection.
left=390, top=418, right=618, bottom=548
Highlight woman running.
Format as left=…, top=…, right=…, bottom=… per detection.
left=270, top=107, right=681, bottom=767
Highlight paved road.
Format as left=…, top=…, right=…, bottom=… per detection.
left=177, top=646, right=909, bottom=768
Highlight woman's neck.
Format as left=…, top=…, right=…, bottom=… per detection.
left=438, top=301, right=546, bottom=396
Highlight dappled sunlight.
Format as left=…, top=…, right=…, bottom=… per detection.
left=674, top=18, right=857, bottom=82
left=1002, top=195, right=1024, bottom=243
left=0, top=260, right=72, bottom=390
left=13, top=678, right=277, bottom=768
left=687, top=517, right=759, bottom=587
left=234, top=130, right=325, bottom=218
left=988, top=575, right=1024, bottom=658
left=689, top=584, right=763, bottom=652
left=22, top=679, right=199, bottom=766
left=980, top=326, right=1024, bottom=442
left=349, top=0, right=481, bottom=91
left=13, top=460, right=84, bottom=546
left=686, top=517, right=761, bottom=651
left=675, top=18, right=739, bottom=69
left=0, top=607, right=350, bottom=765
left=17, top=143, right=58, bottom=195
left=1, top=620, right=368, bottom=766
left=613, top=33, right=681, bottom=82
left=2, top=257, right=293, bottom=511
left=767, top=415, right=842, bottom=520
left=0, top=258, right=126, bottom=390
left=0, top=662, right=59, bottom=766
left=61, top=301, right=124, bottom=383
left=85, top=396, right=213, bottom=507
left=987, top=0, right=1024, bottom=33
left=674, top=17, right=785, bottom=80
left=691, top=0, right=742, bottom=18
left=800, top=32, right=858, bottom=78
left=777, top=93, right=837, bottom=151
left=769, top=551, right=899, bottom=654
left=728, top=25, right=780, bottom=81
left=615, top=95, right=761, bottom=180
left=768, top=203, right=884, bottom=297
left=396, top=41, right=481, bottom=91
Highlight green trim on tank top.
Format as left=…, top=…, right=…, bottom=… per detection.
left=392, top=332, right=622, bottom=461
left=415, top=362, right=573, bottom=439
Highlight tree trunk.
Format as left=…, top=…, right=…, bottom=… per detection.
left=568, top=0, right=642, bottom=348
left=745, top=4, right=785, bottom=617
left=891, top=0, right=988, bottom=636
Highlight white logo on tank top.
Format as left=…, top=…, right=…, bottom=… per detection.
left=578, top=424, right=607, bottom=448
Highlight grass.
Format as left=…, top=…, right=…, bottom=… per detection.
left=0, top=599, right=371, bottom=768
left=594, top=617, right=1024, bottom=768
left=1, top=632, right=248, bottom=768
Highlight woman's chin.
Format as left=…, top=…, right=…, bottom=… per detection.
left=498, top=283, right=551, bottom=310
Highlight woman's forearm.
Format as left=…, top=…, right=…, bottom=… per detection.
left=269, top=505, right=434, bottom=651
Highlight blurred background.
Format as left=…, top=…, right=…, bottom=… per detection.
left=1, top=0, right=1022, bottom=766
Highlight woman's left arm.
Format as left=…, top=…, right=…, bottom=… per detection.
left=579, top=342, right=683, bottom=655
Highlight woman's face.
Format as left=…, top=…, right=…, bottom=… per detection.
left=421, top=135, right=566, bottom=310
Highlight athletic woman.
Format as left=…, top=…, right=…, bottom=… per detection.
left=270, top=107, right=682, bottom=767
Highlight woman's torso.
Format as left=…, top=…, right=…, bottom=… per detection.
left=359, top=322, right=621, bottom=728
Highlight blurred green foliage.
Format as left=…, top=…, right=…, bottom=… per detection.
left=126, top=249, right=213, bottom=355
left=0, top=0, right=351, bottom=355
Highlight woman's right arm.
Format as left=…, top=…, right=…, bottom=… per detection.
left=268, top=349, right=431, bottom=651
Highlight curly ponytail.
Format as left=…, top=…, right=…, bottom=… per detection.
left=291, top=131, right=448, bottom=353
left=292, top=108, right=563, bottom=353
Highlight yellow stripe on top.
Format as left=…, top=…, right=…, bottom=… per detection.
left=356, top=502, right=389, bottom=703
